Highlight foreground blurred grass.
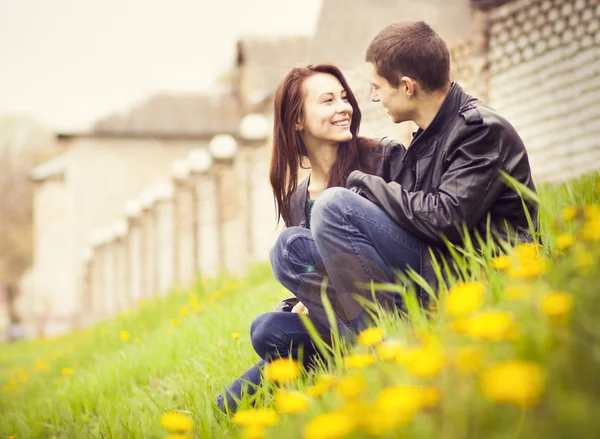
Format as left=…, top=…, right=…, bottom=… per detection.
left=1, top=172, right=600, bottom=439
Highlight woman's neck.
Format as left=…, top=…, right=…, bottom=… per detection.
left=305, top=139, right=338, bottom=200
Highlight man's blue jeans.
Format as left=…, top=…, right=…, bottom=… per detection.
left=216, top=188, right=421, bottom=412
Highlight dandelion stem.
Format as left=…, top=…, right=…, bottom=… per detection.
left=513, top=408, right=526, bottom=439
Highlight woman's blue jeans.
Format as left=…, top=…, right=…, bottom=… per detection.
left=216, top=188, right=421, bottom=413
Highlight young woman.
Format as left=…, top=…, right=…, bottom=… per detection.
left=216, top=64, right=404, bottom=413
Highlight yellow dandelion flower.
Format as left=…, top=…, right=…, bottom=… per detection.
left=420, top=386, right=442, bottom=408
left=373, top=385, right=423, bottom=427
left=274, top=390, right=309, bottom=414
left=492, top=255, right=511, bottom=271
left=508, top=245, right=547, bottom=279
left=180, top=306, right=188, bottom=317
left=18, top=370, right=28, bottom=383
left=241, top=425, right=266, bottom=439
left=504, top=284, right=531, bottom=301
left=357, top=327, right=385, bottom=346
left=232, top=332, right=241, bottom=340
left=216, top=290, right=224, bottom=297
left=561, top=206, right=578, bottom=221
left=555, top=233, right=575, bottom=250
left=120, top=330, right=131, bottom=341
left=171, top=318, right=179, bottom=327
left=306, top=374, right=338, bottom=397
left=264, top=358, right=301, bottom=384
left=335, top=375, right=366, bottom=400
left=343, top=353, right=376, bottom=370
left=541, top=291, right=573, bottom=325
left=446, top=281, right=485, bottom=317
left=375, top=340, right=404, bottom=361
left=580, top=216, right=600, bottom=241
left=164, top=435, right=193, bottom=439
left=466, top=311, right=519, bottom=341
left=159, top=412, right=193, bottom=432
left=303, top=411, right=357, bottom=439
left=454, top=346, right=483, bottom=375
left=233, top=408, right=279, bottom=428
left=583, top=204, right=600, bottom=220
left=35, top=359, right=49, bottom=371
left=400, top=345, right=445, bottom=378
left=190, top=299, right=200, bottom=311
left=480, top=360, right=545, bottom=407
left=61, top=367, right=75, bottom=376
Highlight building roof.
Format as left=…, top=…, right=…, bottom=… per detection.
left=30, top=155, right=67, bottom=182
left=92, top=91, right=242, bottom=136
left=234, top=36, right=311, bottom=108
left=310, top=0, right=475, bottom=70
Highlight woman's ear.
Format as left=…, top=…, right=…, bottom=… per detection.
left=295, top=120, right=303, bottom=131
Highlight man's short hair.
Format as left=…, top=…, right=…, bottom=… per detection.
left=366, top=21, right=451, bottom=92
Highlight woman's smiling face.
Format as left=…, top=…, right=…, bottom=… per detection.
left=298, top=72, right=354, bottom=144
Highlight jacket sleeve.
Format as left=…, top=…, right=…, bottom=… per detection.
left=347, top=123, right=504, bottom=244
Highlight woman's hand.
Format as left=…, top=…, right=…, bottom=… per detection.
left=291, top=301, right=309, bottom=315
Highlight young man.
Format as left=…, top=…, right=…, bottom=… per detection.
left=271, top=21, right=537, bottom=330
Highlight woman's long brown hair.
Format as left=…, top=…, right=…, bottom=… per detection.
left=270, top=63, right=373, bottom=227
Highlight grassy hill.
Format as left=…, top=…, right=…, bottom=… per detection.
left=1, top=173, right=599, bottom=439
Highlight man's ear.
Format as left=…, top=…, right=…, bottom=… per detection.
left=400, top=76, right=417, bottom=97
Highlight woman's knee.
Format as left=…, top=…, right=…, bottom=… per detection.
left=250, top=313, right=273, bottom=358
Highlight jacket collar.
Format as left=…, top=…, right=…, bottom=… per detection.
left=290, top=175, right=310, bottom=227
left=404, top=82, right=471, bottom=163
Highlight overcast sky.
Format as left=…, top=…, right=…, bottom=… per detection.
left=0, top=0, right=323, bottom=131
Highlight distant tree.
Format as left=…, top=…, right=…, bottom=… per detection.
left=0, top=118, right=56, bottom=329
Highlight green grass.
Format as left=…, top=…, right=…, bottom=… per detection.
left=2, top=172, right=600, bottom=439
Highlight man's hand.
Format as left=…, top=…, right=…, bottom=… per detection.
left=291, top=301, right=309, bottom=314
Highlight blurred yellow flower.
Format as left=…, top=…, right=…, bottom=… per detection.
left=216, top=290, right=224, bottom=297
left=180, top=306, right=188, bottom=317
left=306, top=374, right=338, bottom=397
left=492, top=255, right=511, bottom=271
left=274, top=390, right=309, bottom=414
left=509, top=244, right=547, bottom=279
left=335, top=375, right=366, bottom=400
left=420, top=386, right=442, bottom=408
left=18, top=370, right=28, bottom=383
left=466, top=311, right=519, bottom=341
left=241, top=425, right=266, bottom=439
left=446, top=281, right=485, bottom=316
left=556, top=233, right=575, bottom=250
left=35, top=359, right=49, bottom=371
left=454, top=346, right=483, bottom=375
left=561, top=206, right=577, bottom=221
left=344, top=353, right=376, bottom=370
left=164, top=435, right=193, bottom=439
left=232, top=332, right=241, bottom=340
left=171, top=319, right=179, bottom=327
left=264, top=358, right=301, bottom=384
left=480, top=360, right=545, bottom=407
left=583, top=204, right=600, bottom=220
left=580, top=216, right=600, bottom=241
left=373, top=385, right=423, bottom=427
left=233, top=408, right=279, bottom=428
left=303, top=411, right=357, bottom=439
left=375, top=340, right=404, bottom=361
left=61, top=367, right=75, bottom=376
left=400, top=344, right=445, bottom=378
left=541, top=291, right=573, bottom=325
left=357, top=327, right=385, bottom=346
left=190, top=299, right=200, bottom=312
left=160, top=412, right=193, bottom=432
left=120, top=330, right=131, bottom=341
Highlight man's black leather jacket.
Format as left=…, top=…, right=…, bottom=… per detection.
left=346, top=83, right=538, bottom=301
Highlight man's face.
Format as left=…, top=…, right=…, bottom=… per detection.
left=366, top=62, right=412, bottom=124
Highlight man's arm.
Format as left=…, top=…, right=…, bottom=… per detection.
left=347, top=123, right=504, bottom=244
